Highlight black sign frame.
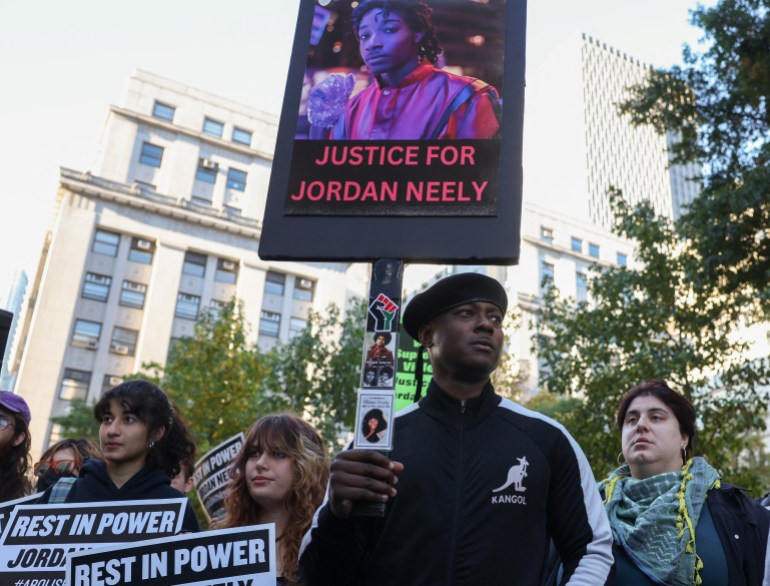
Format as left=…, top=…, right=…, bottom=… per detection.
left=259, top=0, right=526, bottom=264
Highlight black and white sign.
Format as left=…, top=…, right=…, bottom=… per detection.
left=66, top=524, right=276, bottom=586
left=0, top=492, right=42, bottom=536
left=193, top=433, right=245, bottom=522
left=0, top=499, right=186, bottom=583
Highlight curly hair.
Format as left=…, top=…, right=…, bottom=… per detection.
left=0, top=409, right=32, bottom=501
left=94, top=380, right=196, bottom=479
left=217, top=414, right=329, bottom=584
left=352, top=0, right=443, bottom=64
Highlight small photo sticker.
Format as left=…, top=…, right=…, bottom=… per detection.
left=354, top=389, right=395, bottom=451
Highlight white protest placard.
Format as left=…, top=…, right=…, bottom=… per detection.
left=66, top=524, right=276, bottom=586
left=193, top=433, right=244, bottom=522
left=0, top=498, right=187, bottom=584
left=0, top=492, right=42, bottom=535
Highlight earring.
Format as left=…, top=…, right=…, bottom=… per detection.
left=149, top=441, right=156, bottom=449
left=681, top=447, right=688, bottom=463
left=617, top=451, right=625, bottom=464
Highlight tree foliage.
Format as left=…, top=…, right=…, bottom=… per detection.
left=536, top=194, right=770, bottom=490
left=133, top=298, right=367, bottom=454
left=263, top=299, right=366, bottom=449
left=133, top=300, right=267, bottom=454
left=50, top=398, right=100, bottom=443
left=619, top=0, right=770, bottom=319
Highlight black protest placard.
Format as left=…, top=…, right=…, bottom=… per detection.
left=259, top=0, right=527, bottom=264
left=193, top=433, right=244, bottom=522
left=66, top=524, right=275, bottom=586
left=0, top=492, right=42, bottom=536
left=0, top=499, right=186, bottom=583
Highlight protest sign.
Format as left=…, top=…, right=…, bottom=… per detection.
left=259, top=0, right=527, bottom=263
left=0, top=499, right=186, bottom=584
left=66, top=524, right=276, bottom=586
left=0, top=493, right=42, bottom=536
left=193, top=433, right=244, bottom=522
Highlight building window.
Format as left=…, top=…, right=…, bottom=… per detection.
left=82, top=272, right=111, bottom=302
left=540, top=226, right=554, bottom=244
left=175, top=293, right=200, bottom=320
left=119, top=280, right=147, bottom=309
left=232, top=127, right=252, bottom=146
left=571, top=237, right=583, bottom=253
left=152, top=101, right=175, bottom=122
left=48, top=423, right=64, bottom=445
left=588, top=243, right=600, bottom=258
left=540, top=261, right=555, bottom=286
left=209, top=299, right=226, bottom=316
left=617, top=252, right=628, bottom=267
left=202, top=117, right=224, bottom=138
left=264, top=271, right=285, bottom=296
left=71, top=319, right=101, bottom=349
left=259, top=311, right=281, bottom=337
left=128, top=238, right=155, bottom=264
left=576, top=272, right=588, bottom=302
left=139, top=142, right=164, bottom=168
left=289, top=317, right=306, bottom=339
left=102, top=374, right=122, bottom=394
left=293, top=277, right=315, bottom=301
left=195, top=158, right=218, bottom=184
left=215, top=258, right=238, bottom=284
left=92, top=230, right=120, bottom=257
left=110, top=327, right=138, bottom=356
left=59, top=369, right=91, bottom=401
left=226, top=168, right=247, bottom=191
left=183, top=251, right=207, bottom=277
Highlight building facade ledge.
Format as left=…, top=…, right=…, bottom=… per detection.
left=59, top=167, right=262, bottom=238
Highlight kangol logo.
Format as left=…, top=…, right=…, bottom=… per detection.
left=491, top=456, right=528, bottom=505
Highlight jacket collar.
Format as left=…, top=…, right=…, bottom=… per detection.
left=420, top=379, right=500, bottom=429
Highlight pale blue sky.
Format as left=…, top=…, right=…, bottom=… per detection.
left=0, top=0, right=712, bottom=304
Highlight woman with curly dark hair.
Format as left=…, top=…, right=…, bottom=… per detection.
left=216, top=414, right=328, bottom=585
left=0, top=391, right=32, bottom=502
left=37, top=380, right=199, bottom=532
left=308, top=0, right=501, bottom=139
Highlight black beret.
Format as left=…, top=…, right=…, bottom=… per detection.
left=402, top=273, right=507, bottom=340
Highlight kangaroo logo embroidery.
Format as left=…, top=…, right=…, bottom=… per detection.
left=494, top=456, right=529, bottom=492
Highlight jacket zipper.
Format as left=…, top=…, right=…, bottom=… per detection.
left=447, top=399, right=466, bottom=582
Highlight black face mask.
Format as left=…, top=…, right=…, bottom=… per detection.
left=36, top=468, right=75, bottom=492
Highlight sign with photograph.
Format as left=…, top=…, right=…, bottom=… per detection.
left=260, top=0, right=526, bottom=263
left=354, top=389, right=395, bottom=450
left=193, top=433, right=245, bottom=522
left=66, top=525, right=276, bottom=586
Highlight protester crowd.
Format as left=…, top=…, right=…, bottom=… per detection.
left=3, top=272, right=770, bottom=585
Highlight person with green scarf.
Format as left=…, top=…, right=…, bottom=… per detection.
left=599, top=380, right=770, bottom=585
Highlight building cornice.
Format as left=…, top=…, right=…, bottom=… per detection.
left=110, top=106, right=275, bottom=162
left=521, top=234, right=620, bottom=269
left=59, top=168, right=262, bottom=239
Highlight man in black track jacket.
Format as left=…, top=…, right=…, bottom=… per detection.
left=300, top=273, right=614, bottom=585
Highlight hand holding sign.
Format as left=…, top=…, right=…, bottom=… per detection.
left=307, top=73, right=355, bottom=128
left=328, top=450, right=403, bottom=519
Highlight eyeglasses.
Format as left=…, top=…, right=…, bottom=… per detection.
left=33, top=459, right=81, bottom=478
left=0, top=416, right=15, bottom=431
